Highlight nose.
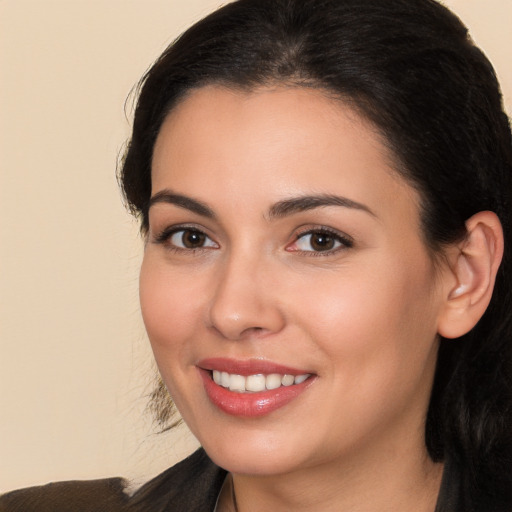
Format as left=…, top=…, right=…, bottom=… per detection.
left=207, top=253, right=286, bottom=340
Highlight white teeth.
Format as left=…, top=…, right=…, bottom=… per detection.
left=211, top=371, right=311, bottom=393
left=266, top=374, right=282, bottom=390
left=282, top=374, right=295, bottom=386
left=246, top=374, right=266, bottom=392
left=294, top=374, right=309, bottom=385
left=229, top=374, right=246, bottom=392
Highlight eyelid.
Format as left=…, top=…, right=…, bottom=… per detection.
left=286, top=226, right=353, bottom=255
left=151, top=223, right=352, bottom=255
left=152, top=224, right=219, bottom=250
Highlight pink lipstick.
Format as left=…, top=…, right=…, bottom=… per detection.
left=198, top=358, right=315, bottom=417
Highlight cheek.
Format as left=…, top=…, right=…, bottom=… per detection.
left=139, top=256, right=204, bottom=356
left=295, top=257, right=440, bottom=441
left=294, top=252, right=440, bottom=376
left=139, top=257, right=210, bottom=420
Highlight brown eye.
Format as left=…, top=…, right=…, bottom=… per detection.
left=309, top=232, right=336, bottom=251
left=290, top=229, right=352, bottom=254
left=182, top=230, right=206, bottom=248
left=169, top=229, right=217, bottom=249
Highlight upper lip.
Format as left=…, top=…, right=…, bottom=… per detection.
left=197, top=357, right=313, bottom=376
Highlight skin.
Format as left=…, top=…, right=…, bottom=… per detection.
left=140, top=85, right=450, bottom=511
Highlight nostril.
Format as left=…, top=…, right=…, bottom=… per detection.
left=238, top=326, right=269, bottom=339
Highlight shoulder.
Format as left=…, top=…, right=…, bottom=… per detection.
left=0, top=477, right=128, bottom=512
left=128, top=448, right=227, bottom=511
left=0, top=449, right=227, bottom=512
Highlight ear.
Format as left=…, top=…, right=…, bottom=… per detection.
left=437, top=211, right=504, bottom=339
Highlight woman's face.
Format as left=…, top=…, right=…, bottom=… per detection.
left=140, top=85, right=450, bottom=476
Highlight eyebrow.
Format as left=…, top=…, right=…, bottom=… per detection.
left=148, top=190, right=216, bottom=219
left=267, top=194, right=376, bottom=219
left=148, top=189, right=375, bottom=220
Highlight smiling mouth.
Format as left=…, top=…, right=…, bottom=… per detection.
left=199, top=364, right=316, bottom=417
left=211, top=370, right=311, bottom=393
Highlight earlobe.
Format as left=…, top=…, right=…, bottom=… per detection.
left=437, top=211, right=504, bottom=339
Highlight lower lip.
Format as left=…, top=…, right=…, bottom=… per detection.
left=199, top=368, right=314, bottom=417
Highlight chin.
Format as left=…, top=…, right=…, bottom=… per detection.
left=197, top=426, right=316, bottom=476
left=208, top=448, right=304, bottom=476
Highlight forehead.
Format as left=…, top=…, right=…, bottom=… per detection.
left=151, top=85, right=420, bottom=225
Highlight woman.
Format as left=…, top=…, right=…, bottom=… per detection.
left=1, top=0, right=511, bottom=511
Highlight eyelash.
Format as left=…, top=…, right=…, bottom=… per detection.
left=153, top=225, right=218, bottom=253
left=288, top=227, right=353, bottom=256
left=152, top=225, right=353, bottom=255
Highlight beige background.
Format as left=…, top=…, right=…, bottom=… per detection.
left=1, top=0, right=510, bottom=492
